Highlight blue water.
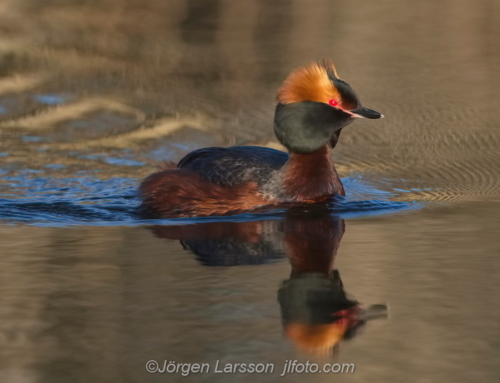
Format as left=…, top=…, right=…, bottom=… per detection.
left=34, top=94, right=70, bottom=105
left=0, top=168, right=421, bottom=226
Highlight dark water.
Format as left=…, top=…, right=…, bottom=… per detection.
left=1, top=1, right=500, bottom=382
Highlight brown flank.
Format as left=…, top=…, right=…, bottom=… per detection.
left=139, top=169, right=274, bottom=218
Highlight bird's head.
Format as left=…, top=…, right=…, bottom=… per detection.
left=274, top=60, right=383, bottom=153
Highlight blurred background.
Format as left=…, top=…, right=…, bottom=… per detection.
left=0, top=1, right=499, bottom=382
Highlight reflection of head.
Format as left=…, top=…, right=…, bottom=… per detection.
left=278, top=270, right=362, bottom=355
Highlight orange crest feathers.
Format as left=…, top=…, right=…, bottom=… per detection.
left=277, top=60, right=341, bottom=105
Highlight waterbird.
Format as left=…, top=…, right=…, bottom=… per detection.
left=139, top=60, right=383, bottom=218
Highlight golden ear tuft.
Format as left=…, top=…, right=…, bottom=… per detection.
left=277, top=60, right=341, bottom=105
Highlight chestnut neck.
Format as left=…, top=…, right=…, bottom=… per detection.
left=282, top=145, right=345, bottom=201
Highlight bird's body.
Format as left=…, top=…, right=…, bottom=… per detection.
left=139, top=145, right=344, bottom=218
left=139, top=60, right=382, bottom=218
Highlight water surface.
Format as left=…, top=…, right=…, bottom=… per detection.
left=0, top=1, right=500, bottom=382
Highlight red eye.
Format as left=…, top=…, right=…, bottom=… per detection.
left=329, top=99, right=339, bottom=107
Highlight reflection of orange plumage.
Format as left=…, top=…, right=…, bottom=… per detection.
left=285, top=307, right=360, bottom=355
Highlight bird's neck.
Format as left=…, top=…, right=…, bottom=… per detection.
left=282, top=145, right=345, bottom=201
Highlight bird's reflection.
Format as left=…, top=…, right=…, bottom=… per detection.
left=149, top=208, right=387, bottom=355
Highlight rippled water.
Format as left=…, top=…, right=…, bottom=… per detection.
left=0, top=171, right=419, bottom=224
left=1, top=1, right=500, bottom=382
